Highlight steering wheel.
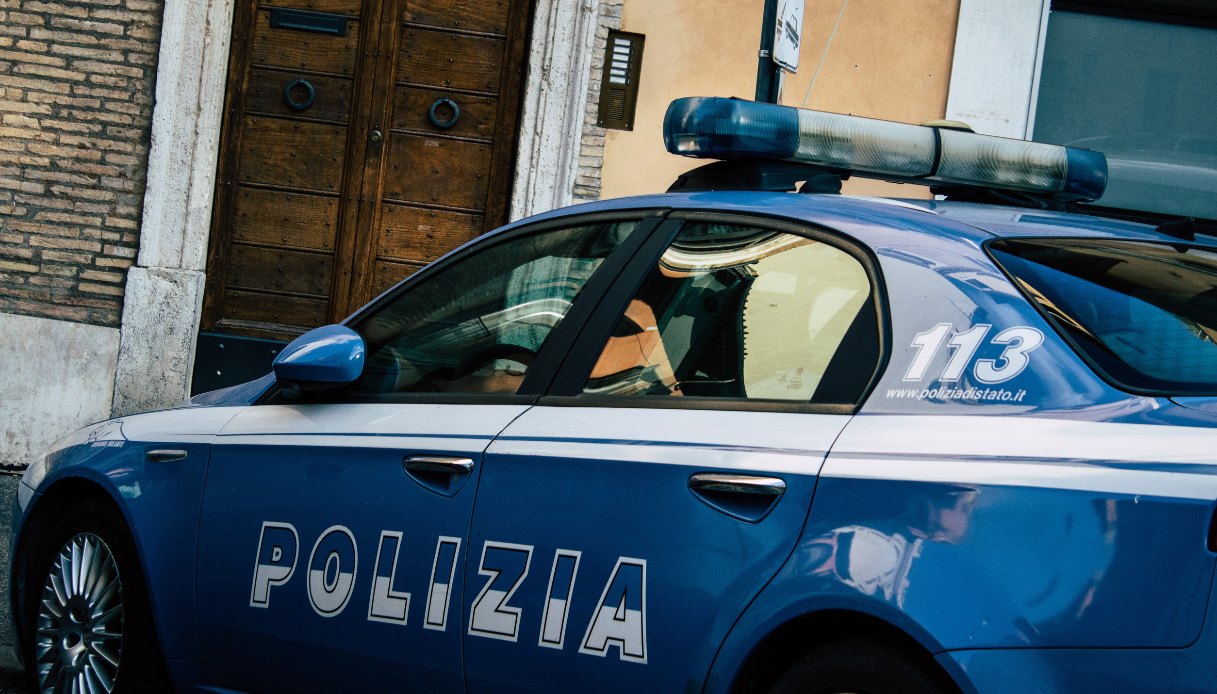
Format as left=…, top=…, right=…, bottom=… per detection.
left=408, top=343, right=537, bottom=395
left=451, top=343, right=537, bottom=380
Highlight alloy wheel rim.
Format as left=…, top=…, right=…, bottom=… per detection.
left=35, top=532, right=124, bottom=694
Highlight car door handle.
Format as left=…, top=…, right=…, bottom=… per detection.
left=403, top=456, right=476, bottom=498
left=689, top=473, right=787, bottom=523
left=403, top=456, right=475, bottom=475
left=145, top=449, right=188, bottom=463
left=689, top=473, right=786, bottom=496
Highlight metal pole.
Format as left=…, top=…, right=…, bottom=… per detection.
left=755, top=0, right=781, bottom=103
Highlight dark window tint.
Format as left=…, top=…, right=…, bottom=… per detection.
left=348, top=221, right=638, bottom=396
left=1034, top=11, right=1217, bottom=220
left=990, top=239, right=1217, bottom=394
left=584, top=222, right=879, bottom=403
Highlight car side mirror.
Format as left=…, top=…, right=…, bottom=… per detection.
left=272, top=325, right=366, bottom=389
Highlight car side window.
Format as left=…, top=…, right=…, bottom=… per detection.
left=348, top=220, right=639, bottom=396
left=583, top=221, right=879, bottom=403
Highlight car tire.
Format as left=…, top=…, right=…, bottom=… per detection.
left=24, top=500, right=169, bottom=693
left=770, top=637, right=953, bottom=694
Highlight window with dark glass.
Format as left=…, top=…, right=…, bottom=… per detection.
left=990, top=238, right=1217, bottom=394
left=1034, top=7, right=1217, bottom=220
left=583, top=222, right=878, bottom=403
left=347, top=221, right=638, bottom=396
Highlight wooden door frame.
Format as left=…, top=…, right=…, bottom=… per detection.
left=114, top=0, right=608, bottom=412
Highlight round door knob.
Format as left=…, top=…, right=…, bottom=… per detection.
left=370, top=129, right=383, bottom=144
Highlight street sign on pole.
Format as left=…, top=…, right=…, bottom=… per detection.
left=773, top=0, right=804, bottom=73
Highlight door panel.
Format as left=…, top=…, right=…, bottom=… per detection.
left=352, top=0, right=529, bottom=309
left=196, top=403, right=530, bottom=691
left=393, top=86, right=498, bottom=139
left=382, top=135, right=492, bottom=209
left=226, top=246, right=333, bottom=296
left=402, top=0, right=511, bottom=33
left=231, top=188, right=339, bottom=251
left=237, top=117, right=347, bottom=192
left=203, top=0, right=532, bottom=353
left=463, top=408, right=842, bottom=692
left=458, top=215, right=884, bottom=689
left=193, top=216, right=652, bottom=686
left=397, top=28, right=506, bottom=93
left=204, top=0, right=368, bottom=340
left=372, top=260, right=423, bottom=296
left=378, top=203, right=483, bottom=264
left=220, top=289, right=329, bottom=329
left=250, top=12, right=362, bottom=74
left=246, top=69, right=353, bottom=123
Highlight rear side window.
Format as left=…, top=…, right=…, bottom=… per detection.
left=990, top=238, right=1217, bottom=395
left=583, top=222, right=879, bottom=404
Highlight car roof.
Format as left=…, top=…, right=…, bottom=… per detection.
left=516, top=190, right=1214, bottom=251
left=904, top=199, right=1170, bottom=241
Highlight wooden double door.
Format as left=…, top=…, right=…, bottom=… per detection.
left=203, top=0, right=533, bottom=341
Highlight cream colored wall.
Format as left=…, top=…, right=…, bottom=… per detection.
left=600, top=0, right=961, bottom=199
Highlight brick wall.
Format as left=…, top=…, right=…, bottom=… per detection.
left=0, top=0, right=163, bottom=328
left=573, top=0, right=624, bottom=202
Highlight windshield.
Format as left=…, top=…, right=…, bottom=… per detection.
left=989, top=238, right=1217, bottom=395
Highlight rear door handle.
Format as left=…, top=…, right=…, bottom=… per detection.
left=689, top=473, right=786, bottom=496
left=689, top=473, right=786, bottom=522
left=403, top=456, right=476, bottom=497
left=404, top=456, right=475, bottom=474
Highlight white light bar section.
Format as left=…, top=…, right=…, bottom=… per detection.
left=795, top=110, right=937, bottom=176
left=936, top=128, right=1065, bottom=192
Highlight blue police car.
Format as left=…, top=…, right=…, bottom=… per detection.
left=13, top=97, right=1217, bottom=693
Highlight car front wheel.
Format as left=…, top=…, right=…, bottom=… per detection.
left=25, top=501, right=167, bottom=693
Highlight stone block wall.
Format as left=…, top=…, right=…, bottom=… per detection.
left=573, top=0, right=624, bottom=202
left=0, top=0, right=164, bottom=328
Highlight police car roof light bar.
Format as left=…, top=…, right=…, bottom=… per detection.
left=662, top=97, right=1108, bottom=202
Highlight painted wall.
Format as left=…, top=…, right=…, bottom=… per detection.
left=601, top=0, right=961, bottom=200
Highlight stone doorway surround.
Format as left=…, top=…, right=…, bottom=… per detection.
left=112, top=0, right=604, bottom=415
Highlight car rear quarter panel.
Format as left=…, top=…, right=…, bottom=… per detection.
left=943, top=559, right=1217, bottom=694
left=705, top=413, right=1217, bottom=693
left=819, top=417, right=1217, bottom=651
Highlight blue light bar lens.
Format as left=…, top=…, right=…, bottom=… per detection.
left=663, top=97, right=799, bottom=160
left=663, top=96, right=1109, bottom=202
left=1063, top=148, right=1108, bottom=201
